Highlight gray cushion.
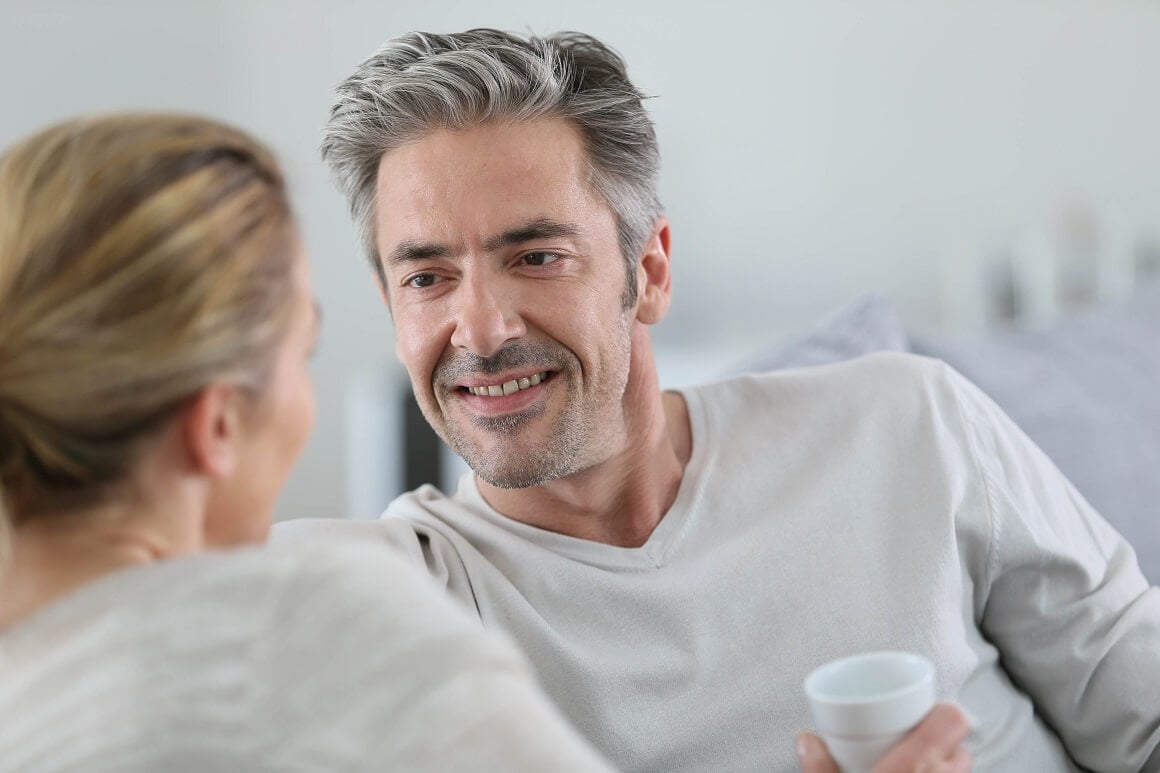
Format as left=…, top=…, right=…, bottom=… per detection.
left=912, top=281, right=1160, bottom=584
left=727, top=294, right=909, bottom=374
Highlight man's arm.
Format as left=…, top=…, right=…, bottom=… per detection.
left=945, top=364, right=1160, bottom=770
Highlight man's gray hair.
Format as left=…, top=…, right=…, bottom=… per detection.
left=321, top=28, right=662, bottom=307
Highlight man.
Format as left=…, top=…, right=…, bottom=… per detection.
left=280, top=29, right=1160, bottom=772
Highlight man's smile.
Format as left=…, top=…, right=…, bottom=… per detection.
left=463, top=370, right=553, bottom=397
left=450, top=370, right=558, bottom=419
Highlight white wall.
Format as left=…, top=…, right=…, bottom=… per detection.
left=3, top=0, right=1158, bottom=520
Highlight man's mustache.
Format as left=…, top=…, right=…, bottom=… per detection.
left=434, top=342, right=571, bottom=384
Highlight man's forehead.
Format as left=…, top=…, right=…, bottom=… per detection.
left=372, top=121, right=606, bottom=250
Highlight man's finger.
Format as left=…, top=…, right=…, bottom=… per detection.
left=796, top=732, right=840, bottom=773
left=874, top=703, right=971, bottom=772
left=915, top=743, right=972, bottom=773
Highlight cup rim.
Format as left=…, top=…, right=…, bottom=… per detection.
left=804, top=650, right=934, bottom=706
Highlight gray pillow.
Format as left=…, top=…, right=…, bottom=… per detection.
left=727, top=294, right=909, bottom=374
left=912, top=281, right=1160, bottom=585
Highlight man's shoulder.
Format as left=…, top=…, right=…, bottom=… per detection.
left=385, top=481, right=465, bottom=518
left=691, top=350, right=954, bottom=410
left=382, top=480, right=495, bottom=542
left=676, top=351, right=978, bottom=463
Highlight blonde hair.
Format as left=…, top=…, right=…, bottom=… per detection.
left=0, top=113, right=297, bottom=554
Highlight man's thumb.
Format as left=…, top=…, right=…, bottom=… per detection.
left=796, top=732, right=839, bottom=773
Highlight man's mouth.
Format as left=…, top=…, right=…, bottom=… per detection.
left=463, top=371, right=552, bottom=397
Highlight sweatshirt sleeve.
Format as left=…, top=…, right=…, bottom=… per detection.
left=249, top=541, right=614, bottom=773
left=944, top=363, right=1160, bottom=772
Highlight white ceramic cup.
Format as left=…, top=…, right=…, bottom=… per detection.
left=803, top=651, right=935, bottom=773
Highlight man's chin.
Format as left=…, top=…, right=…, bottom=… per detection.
left=458, top=441, right=574, bottom=491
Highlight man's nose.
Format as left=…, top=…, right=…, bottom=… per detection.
left=449, top=274, right=526, bottom=358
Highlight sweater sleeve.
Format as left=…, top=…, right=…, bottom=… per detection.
left=249, top=541, right=614, bottom=773
left=944, top=363, right=1160, bottom=772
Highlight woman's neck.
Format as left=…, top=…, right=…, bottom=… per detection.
left=0, top=517, right=171, bottom=631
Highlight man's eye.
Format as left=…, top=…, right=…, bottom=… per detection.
left=522, top=252, right=561, bottom=267
left=406, top=273, right=438, bottom=288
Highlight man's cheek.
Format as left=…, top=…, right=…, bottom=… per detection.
left=393, top=323, right=424, bottom=366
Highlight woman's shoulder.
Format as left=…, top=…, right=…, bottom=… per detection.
left=0, top=538, right=458, bottom=660
left=247, top=537, right=498, bottom=661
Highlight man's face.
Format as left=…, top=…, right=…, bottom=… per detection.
left=375, top=118, right=643, bottom=488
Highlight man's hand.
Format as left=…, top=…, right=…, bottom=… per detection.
left=796, top=703, right=972, bottom=772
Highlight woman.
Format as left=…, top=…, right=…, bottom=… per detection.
left=0, top=114, right=612, bottom=772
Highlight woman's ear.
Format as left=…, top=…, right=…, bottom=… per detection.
left=635, top=217, right=672, bottom=325
left=179, top=384, right=244, bottom=480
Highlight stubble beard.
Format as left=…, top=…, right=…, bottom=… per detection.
left=427, top=329, right=632, bottom=490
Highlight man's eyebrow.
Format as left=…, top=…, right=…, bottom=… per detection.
left=482, top=219, right=580, bottom=252
left=385, top=241, right=454, bottom=266
left=383, top=219, right=580, bottom=265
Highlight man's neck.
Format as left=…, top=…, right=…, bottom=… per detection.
left=476, top=367, right=692, bottom=548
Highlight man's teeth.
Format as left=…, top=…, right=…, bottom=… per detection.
left=466, top=372, right=547, bottom=396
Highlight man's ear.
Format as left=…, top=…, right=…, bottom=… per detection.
left=635, top=217, right=672, bottom=325
left=180, top=384, right=244, bottom=479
